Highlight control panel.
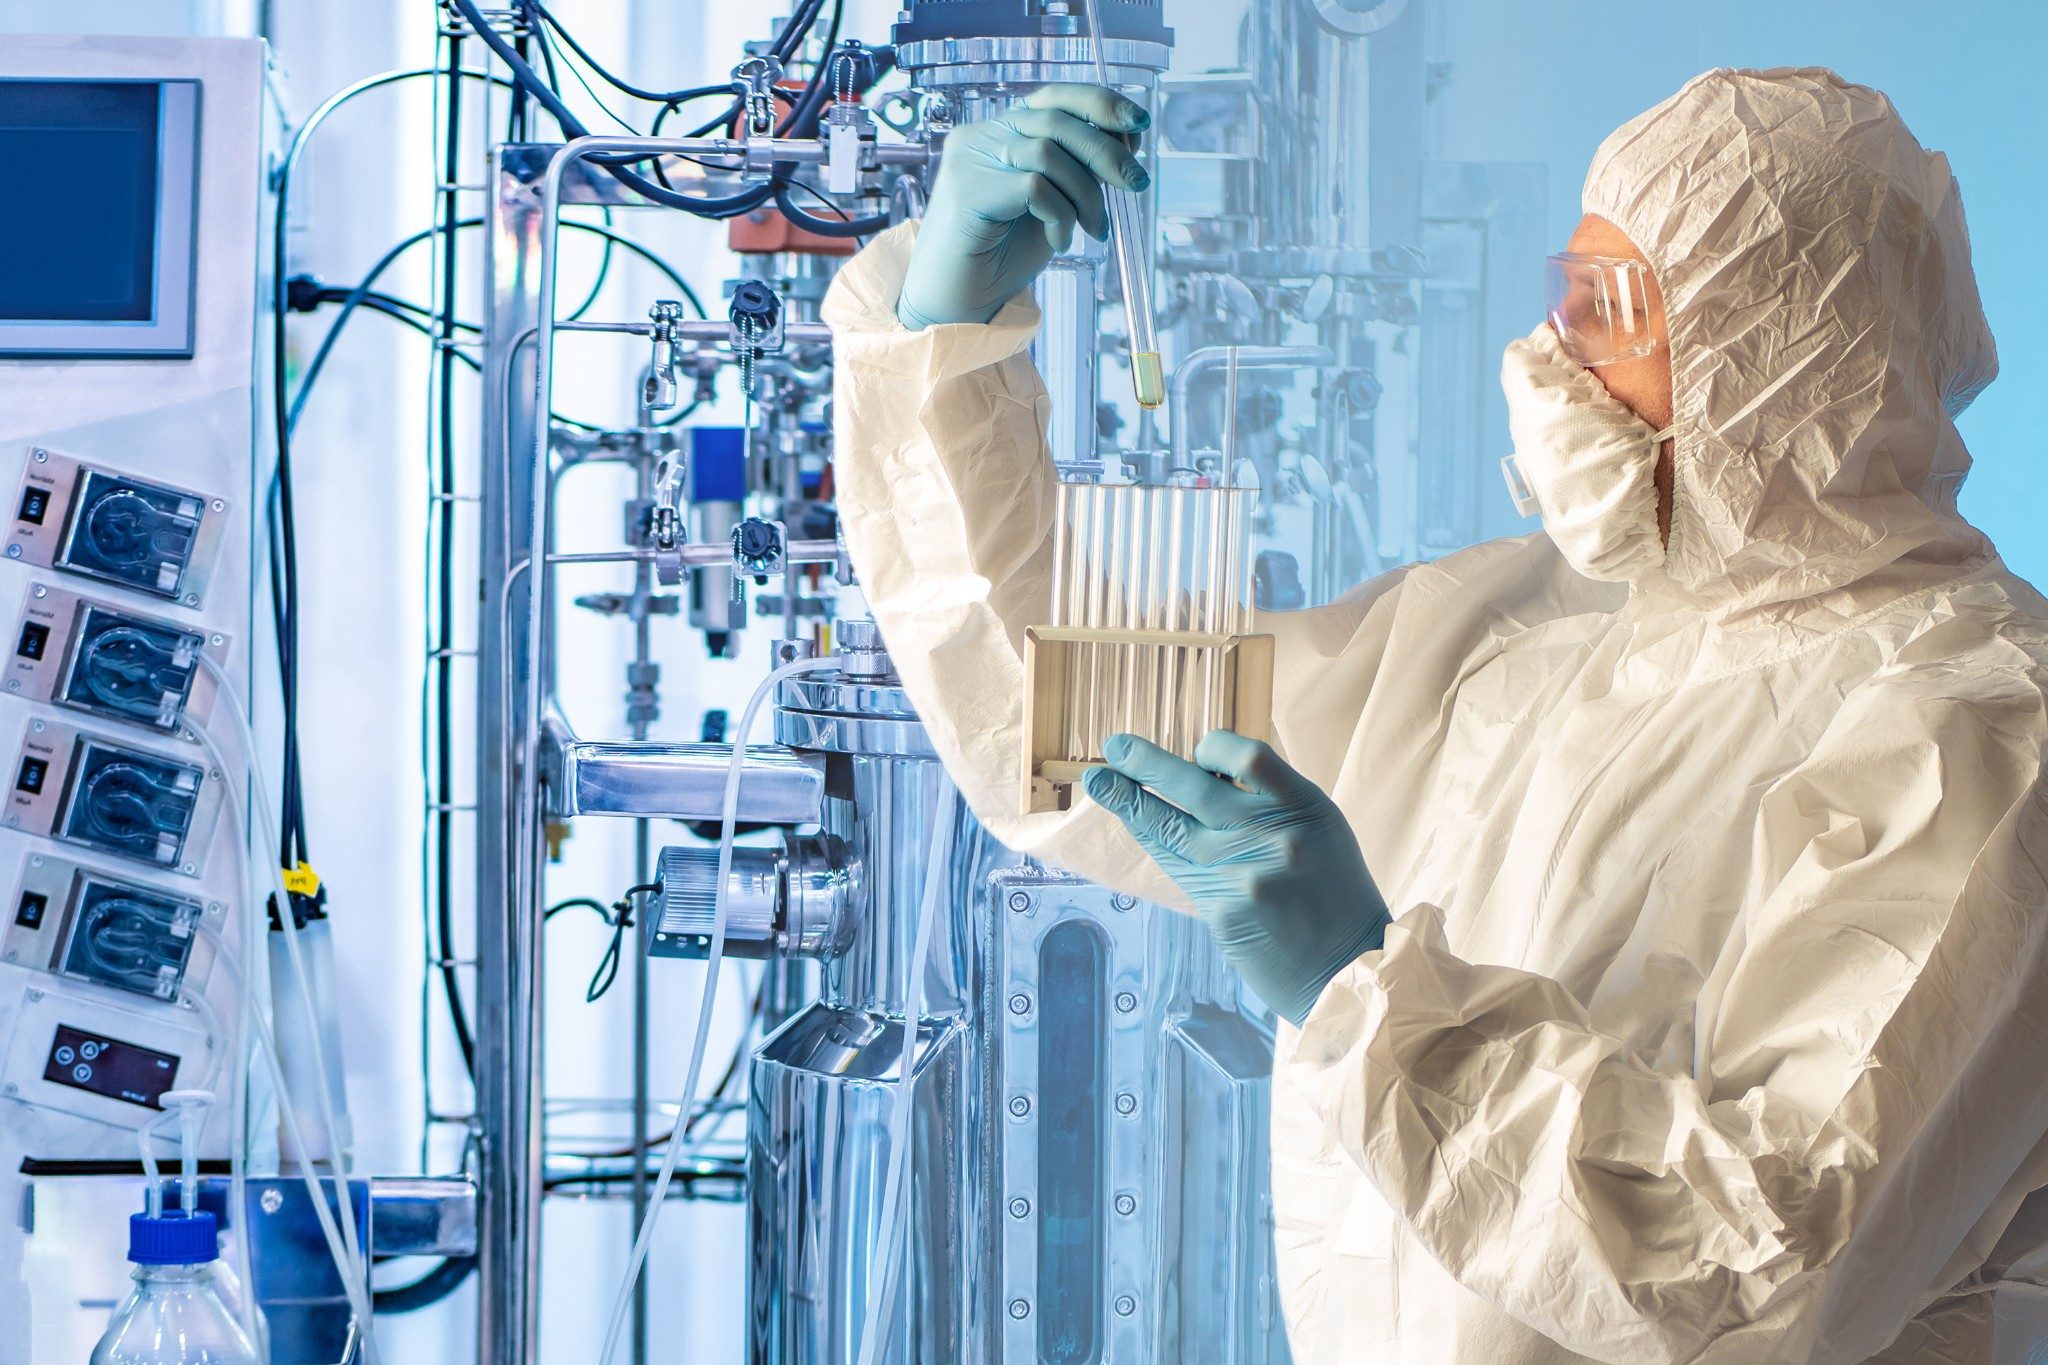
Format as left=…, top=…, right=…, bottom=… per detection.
left=2, top=983, right=209, bottom=1124
left=0, top=48, right=270, bottom=1289
left=42, top=1023, right=180, bottom=1109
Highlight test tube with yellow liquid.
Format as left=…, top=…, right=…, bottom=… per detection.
left=1085, top=0, right=1164, bottom=411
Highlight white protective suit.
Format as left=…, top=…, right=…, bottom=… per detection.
left=823, top=67, right=2048, bottom=1363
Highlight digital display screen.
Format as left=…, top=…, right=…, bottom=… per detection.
left=0, top=82, right=161, bottom=324
left=43, top=1022, right=179, bottom=1109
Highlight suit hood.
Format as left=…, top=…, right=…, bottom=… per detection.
left=1582, top=66, right=1999, bottom=616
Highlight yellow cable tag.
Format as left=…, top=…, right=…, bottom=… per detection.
left=281, top=862, right=321, bottom=897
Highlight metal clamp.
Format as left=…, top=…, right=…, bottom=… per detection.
left=734, top=56, right=784, bottom=136
left=825, top=41, right=878, bottom=196
left=642, top=300, right=686, bottom=413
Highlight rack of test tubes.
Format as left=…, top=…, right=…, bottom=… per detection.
left=1023, top=477, right=1274, bottom=813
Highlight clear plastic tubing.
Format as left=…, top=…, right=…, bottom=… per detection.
left=1085, top=0, right=1162, bottom=410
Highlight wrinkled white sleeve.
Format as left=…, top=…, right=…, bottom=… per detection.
left=823, top=223, right=1413, bottom=904
left=1285, top=680, right=2048, bottom=1363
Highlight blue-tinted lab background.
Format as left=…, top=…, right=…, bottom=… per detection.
left=1428, top=0, right=2047, bottom=585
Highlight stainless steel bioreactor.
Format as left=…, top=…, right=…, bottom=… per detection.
left=445, top=0, right=1532, bottom=1360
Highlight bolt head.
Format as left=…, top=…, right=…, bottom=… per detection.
left=1008, top=992, right=1032, bottom=1016
left=1007, top=891, right=1031, bottom=912
left=1008, top=1197, right=1031, bottom=1218
left=25, top=989, right=42, bottom=1003
left=210, top=634, right=224, bottom=646
left=4, top=681, right=16, bottom=692
left=1008, top=1299, right=1030, bottom=1320
left=260, top=1188, right=284, bottom=1215
left=31, top=585, right=45, bottom=599
left=1008, top=1095, right=1031, bottom=1118
left=1115, top=1295, right=1136, bottom=1316
left=5, top=545, right=20, bottom=559
left=210, top=498, right=226, bottom=512
left=1115, top=991, right=1137, bottom=1014
left=1112, top=893, right=1136, bottom=911
left=1115, top=1193, right=1136, bottom=1216
left=30, top=449, right=47, bottom=461
left=1114, top=1092, right=1137, bottom=1116
left=1, top=1083, right=16, bottom=1096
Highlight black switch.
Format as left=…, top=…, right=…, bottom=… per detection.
left=14, top=890, right=46, bottom=930
left=15, top=756, right=47, bottom=795
left=15, top=621, right=48, bottom=661
left=16, top=486, right=49, bottom=526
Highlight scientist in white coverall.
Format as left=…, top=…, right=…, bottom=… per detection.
left=822, top=67, right=2048, bottom=1362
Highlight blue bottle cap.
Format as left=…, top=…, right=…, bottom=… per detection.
left=691, top=427, right=747, bottom=505
left=129, top=1210, right=219, bottom=1265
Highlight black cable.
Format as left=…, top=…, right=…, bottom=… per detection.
left=528, top=0, right=730, bottom=106
left=446, top=0, right=775, bottom=218
left=285, top=221, right=706, bottom=436
left=562, top=220, right=707, bottom=317
left=430, top=32, right=476, bottom=1081
left=342, top=296, right=485, bottom=355
left=531, top=8, right=642, bottom=135
left=373, top=1254, right=476, bottom=1312
left=309, top=286, right=478, bottom=331
left=545, top=885, right=658, bottom=1003
left=566, top=208, right=614, bottom=321
left=545, top=897, right=613, bottom=922
left=287, top=223, right=485, bottom=436
left=272, top=133, right=306, bottom=879
left=267, top=65, right=520, bottom=893
left=773, top=177, right=887, bottom=239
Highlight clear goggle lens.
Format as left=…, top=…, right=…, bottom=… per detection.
left=1544, top=252, right=1660, bottom=368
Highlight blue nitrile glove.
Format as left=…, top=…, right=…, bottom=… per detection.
left=897, top=83, right=1151, bottom=330
left=1084, top=731, right=1390, bottom=1026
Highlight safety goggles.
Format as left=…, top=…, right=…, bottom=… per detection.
left=1544, top=252, right=1661, bottom=368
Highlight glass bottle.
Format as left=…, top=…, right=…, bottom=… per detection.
left=91, top=1209, right=261, bottom=1365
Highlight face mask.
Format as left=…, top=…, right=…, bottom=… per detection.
left=1500, top=323, right=1673, bottom=583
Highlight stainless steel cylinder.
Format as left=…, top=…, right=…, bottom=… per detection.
left=750, top=661, right=1000, bottom=1364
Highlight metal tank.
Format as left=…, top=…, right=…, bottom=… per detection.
left=676, top=609, right=1292, bottom=1365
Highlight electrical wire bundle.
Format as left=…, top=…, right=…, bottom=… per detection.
left=445, top=0, right=891, bottom=238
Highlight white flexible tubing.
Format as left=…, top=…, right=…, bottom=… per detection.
left=596, top=653, right=840, bottom=1365
left=224, top=812, right=265, bottom=1351
left=854, top=783, right=956, bottom=1365
left=193, top=659, right=364, bottom=1192
left=197, top=917, right=374, bottom=1358
left=191, top=656, right=380, bottom=1364
left=137, top=1105, right=174, bottom=1218
left=267, top=921, right=351, bottom=1164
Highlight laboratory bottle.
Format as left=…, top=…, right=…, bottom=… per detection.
left=91, top=1209, right=262, bottom=1365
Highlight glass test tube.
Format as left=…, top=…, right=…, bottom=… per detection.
left=1050, top=477, right=1257, bottom=765
left=1084, top=0, right=1163, bottom=410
